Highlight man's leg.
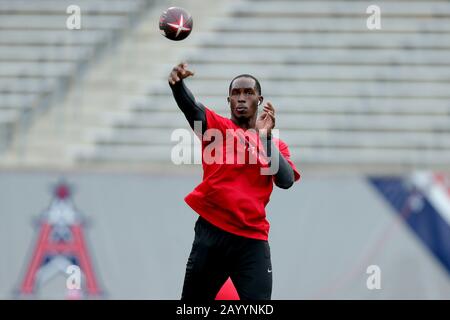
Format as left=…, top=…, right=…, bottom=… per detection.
left=181, top=218, right=229, bottom=301
left=230, top=240, right=272, bottom=300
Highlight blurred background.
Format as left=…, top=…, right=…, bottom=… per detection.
left=0, top=0, right=449, bottom=299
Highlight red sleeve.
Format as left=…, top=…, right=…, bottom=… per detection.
left=275, top=139, right=301, bottom=182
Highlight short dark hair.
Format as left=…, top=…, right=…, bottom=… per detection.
left=228, top=74, right=261, bottom=95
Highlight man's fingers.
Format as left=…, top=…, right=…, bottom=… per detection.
left=168, top=72, right=176, bottom=85
left=174, top=65, right=194, bottom=78
left=173, top=66, right=181, bottom=72
left=267, top=113, right=275, bottom=126
left=265, top=101, right=275, bottom=112
left=174, top=66, right=186, bottom=76
left=169, top=72, right=179, bottom=83
left=172, top=72, right=180, bottom=82
left=263, top=107, right=275, bottom=117
left=170, top=72, right=180, bottom=83
left=177, top=66, right=188, bottom=77
left=263, top=107, right=275, bottom=123
left=169, top=62, right=194, bottom=85
left=174, top=66, right=183, bottom=74
left=181, top=66, right=194, bottom=77
left=263, top=102, right=275, bottom=124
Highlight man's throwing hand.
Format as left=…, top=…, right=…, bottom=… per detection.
left=168, top=62, right=195, bottom=85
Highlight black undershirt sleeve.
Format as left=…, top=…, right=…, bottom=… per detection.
left=262, top=135, right=295, bottom=189
left=170, top=79, right=207, bottom=135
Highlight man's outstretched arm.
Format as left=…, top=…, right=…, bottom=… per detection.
left=169, top=62, right=206, bottom=135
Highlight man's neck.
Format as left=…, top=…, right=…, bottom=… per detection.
left=231, top=115, right=256, bottom=130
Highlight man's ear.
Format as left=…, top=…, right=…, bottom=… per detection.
left=258, top=96, right=264, bottom=106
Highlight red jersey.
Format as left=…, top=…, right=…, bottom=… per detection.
left=185, top=107, right=301, bottom=240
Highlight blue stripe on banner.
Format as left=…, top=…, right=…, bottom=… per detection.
left=369, top=176, right=450, bottom=276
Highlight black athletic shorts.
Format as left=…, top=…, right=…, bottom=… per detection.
left=181, top=216, right=272, bottom=301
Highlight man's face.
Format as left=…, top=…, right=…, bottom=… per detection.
left=228, top=77, right=262, bottom=120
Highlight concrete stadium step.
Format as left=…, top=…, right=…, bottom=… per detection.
left=28, top=111, right=138, bottom=129
left=89, top=127, right=450, bottom=150
left=119, top=42, right=202, bottom=56
left=108, top=112, right=450, bottom=132
left=69, top=144, right=174, bottom=163
left=186, top=48, right=450, bottom=66
left=68, top=144, right=450, bottom=166
left=198, top=32, right=450, bottom=49
left=0, top=46, right=94, bottom=62
left=76, top=63, right=450, bottom=84
left=211, top=17, right=450, bottom=33
left=14, top=134, right=100, bottom=163
left=131, top=96, right=450, bottom=115
left=295, top=147, right=450, bottom=165
left=0, top=109, right=20, bottom=121
left=232, top=1, right=450, bottom=17
left=36, top=101, right=450, bottom=139
left=0, top=15, right=129, bottom=30
left=0, top=93, right=39, bottom=108
left=0, top=30, right=112, bottom=45
left=150, top=80, right=450, bottom=98
left=0, top=62, right=76, bottom=77
left=0, top=0, right=146, bottom=14
left=0, top=78, right=58, bottom=94
left=185, top=64, right=450, bottom=82
left=44, top=93, right=146, bottom=109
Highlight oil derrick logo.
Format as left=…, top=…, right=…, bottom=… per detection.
left=19, top=181, right=101, bottom=298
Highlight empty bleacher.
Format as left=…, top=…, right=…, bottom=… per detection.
left=0, top=0, right=151, bottom=153
left=3, top=0, right=450, bottom=172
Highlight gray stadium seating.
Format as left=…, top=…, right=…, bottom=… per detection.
left=0, top=0, right=151, bottom=156
left=3, top=0, right=450, bottom=171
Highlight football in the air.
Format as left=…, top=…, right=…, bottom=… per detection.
left=159, top=7, right=193, bottom=41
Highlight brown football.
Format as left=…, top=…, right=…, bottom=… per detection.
left=159, top=7, right=193, bottom=41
